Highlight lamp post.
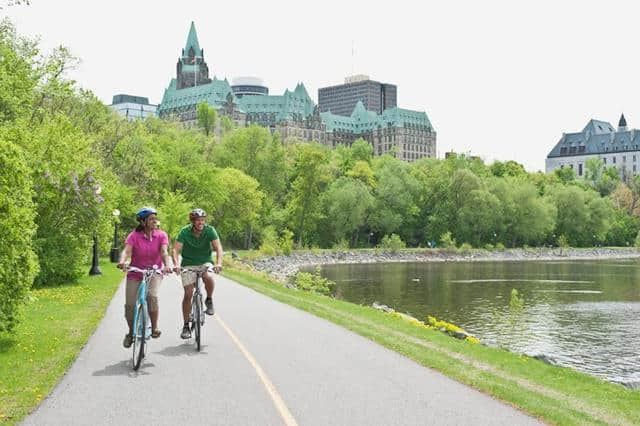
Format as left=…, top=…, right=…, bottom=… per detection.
left=368, top=232, right=374, bottom=247
left=89, top=233, right=102, bottom=275
left=110, top=209, right=120, bottom=263
left=89, top=184, right=103, bottom=275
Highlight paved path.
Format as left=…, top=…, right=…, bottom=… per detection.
left=23, top=273, right=542, bottom=425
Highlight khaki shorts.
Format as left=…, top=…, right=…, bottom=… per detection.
left=124, top=274, right=162, bottom=321
left=181, top=263, right=213, bottom=287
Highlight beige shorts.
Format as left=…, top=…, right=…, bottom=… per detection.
left=181, top=263, right=213, bottom=287
left=124, top=275, right=162, bottom=321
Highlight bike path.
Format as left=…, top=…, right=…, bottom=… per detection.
left=24, top=273, right=542, bottom=425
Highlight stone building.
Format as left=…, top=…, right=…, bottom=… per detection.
left=546, top=114, right=640, bottom=181
left=158, top=22, right=436, bottom=162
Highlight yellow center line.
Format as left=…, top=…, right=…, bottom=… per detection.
left=215, top=314, right=298, bottom=426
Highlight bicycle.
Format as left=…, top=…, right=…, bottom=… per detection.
left=126, top=265, right=162, bottom=370
left=181, top=265, right=214, bottom=351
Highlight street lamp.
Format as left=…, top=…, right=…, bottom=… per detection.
left=89, top=184, right=102, bottom=276
left=368, top=232, right=374, bottom=247
left=110, top=209, right=120, bottom=263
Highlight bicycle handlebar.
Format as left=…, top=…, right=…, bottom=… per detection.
left=126, top=265, right=163, bottom=275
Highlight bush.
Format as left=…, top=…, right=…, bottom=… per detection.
left=439, top=231, right=457, bottom=249
left=379, top=234, right=406, bottom=253
left=0, top=141, right=39, bottom=332
left=259, top=226, right=279, bottom=255
left=278, top=229, right=294, bottom=255
left=495, top=242, right=505, bottom=250
left=557, top=235, right=570, bottom=248
left=484, top=243, right=494, bottom=250
left=459, top=242, right=473, bottom=252
left=293, top=266, right=336, bottom=296
left=635, top=231, right=640, bottom=248
left=332, top=238, right=350, bottom=252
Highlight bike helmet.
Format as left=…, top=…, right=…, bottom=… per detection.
left=189, top=208, right=207, bottom=222
left=136, top=206, right=157, bottom=221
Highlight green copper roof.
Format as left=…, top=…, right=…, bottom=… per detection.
left=236, top=82, right=315, bottom=120
left=320, top=101, right=433, bottom=133
left=184, top=22, right=202, bottom=58
left=158, top=76, right=233, bottom=113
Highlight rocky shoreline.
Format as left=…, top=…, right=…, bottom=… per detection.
left=249, top=247, right=640, bottom=282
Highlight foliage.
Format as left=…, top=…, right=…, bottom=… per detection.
left=0, top=141, right=38, bottom=332
left=196, top=101, right=216, bottom=136
left=439, top=231, right=457, bottom=249
left=378, top=234, right=406, bottom=252
left=293, top=266, right=336, bottom=296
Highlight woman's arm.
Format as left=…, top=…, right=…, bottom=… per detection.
left=117, top=244, right=133, bottom=269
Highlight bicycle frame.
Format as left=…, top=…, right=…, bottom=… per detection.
left=182, top=266, right=213, bottom=351
left=127, top=266, right=160, bottom=369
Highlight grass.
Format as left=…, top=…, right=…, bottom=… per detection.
left=0, top=260, right=121, bottom=425
left=222, top=264, right=640, bottom=426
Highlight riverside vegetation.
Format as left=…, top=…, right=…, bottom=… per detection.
left=1, top=15, right=640, bottom=424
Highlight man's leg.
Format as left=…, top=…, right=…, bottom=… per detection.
left=182, top=284, right=194, bottom=323
left=203, top=271, right=215, bottom=315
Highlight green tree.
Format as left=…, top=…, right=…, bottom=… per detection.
left=196, top=101, right=217, bottom=136
left=0, top=141, right=38, bottom=332
left=554, top=166, right=576, bottom=183
left=323, top=177, right=374, bottom=246
left=287, top=143, right=331, bottom=246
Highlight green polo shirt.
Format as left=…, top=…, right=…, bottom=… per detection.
left=176, top=224, right=219, bottom=266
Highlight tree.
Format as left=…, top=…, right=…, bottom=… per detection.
left=0, top=141, right=38, bottom=332
left=196, top=101, right=217, bottom=136
left=554, top=166, right=576, bottom=183
left=323, top=177, right=374, bottom=246
left=287, top=143, right=331, bottom=246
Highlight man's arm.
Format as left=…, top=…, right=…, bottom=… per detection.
left=117, top=244, right=132, bottom=270
left=212, top=239, right=223, bottom=273
left=172, top=241, right=183, bottom=273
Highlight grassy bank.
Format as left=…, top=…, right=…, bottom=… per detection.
left=0, top=261, right=121, bottom=425
left=223, top=265, right=640, bottom=426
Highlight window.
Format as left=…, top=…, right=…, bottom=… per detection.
left=579, top=163, right=583, bottom=176
left=560, top=147, right=567, bottom=154
left=570, top=164, right=574, bottom=169
left=634, top=155, right=637, bottom=162
left=635, top=165, right=637, bottom=173
left=579, top=146, right=586, bottom=153
left=603, top=158, right=607, bottom=164
left=623, top=156, right=627, bottom=163
left=613, top=156, right=617, bottom=164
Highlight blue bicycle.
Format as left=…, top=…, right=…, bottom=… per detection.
left=127, top=265, right=161, bottom=370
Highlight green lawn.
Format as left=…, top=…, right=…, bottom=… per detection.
left=223, top=265, right=640, bottom=426
left=0, top=261, right=121, bottom=425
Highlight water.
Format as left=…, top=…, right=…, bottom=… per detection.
left=315, top=259, right=640, bottom=388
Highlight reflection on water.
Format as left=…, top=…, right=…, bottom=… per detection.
left=316, top=259, right=640, bottom=388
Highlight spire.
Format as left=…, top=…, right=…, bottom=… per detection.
left=184, top=21, right=202, bottom=58
left=619, top=113, right=628, bottom=131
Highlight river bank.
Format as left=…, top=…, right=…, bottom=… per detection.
left=249, top=247, right=640, bottom=282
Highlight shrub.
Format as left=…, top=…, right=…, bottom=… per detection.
left=557, top=235, right=570, bottom=248
left=293, top=266, right=336, bottom=296
left=379, top=234, right=406, bottom=253
left=332, top=238, right=350, bottom=252
left=459, top=242, right=473, bottom=252
left=259, top=226, right=279, bottom=256
left=439, top=231, right=457, bottom=249
left=495, top=242, right=505, bottom=250
left=484, top=243, right=494, bottom=250
left=278, top=229, right=294, bottom=255
left=0, top=141, right=39, bottom=332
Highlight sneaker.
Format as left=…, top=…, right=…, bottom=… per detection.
left=205, top=298, right=215, bottom=316
left=180, top=324, right=191, bottom=339
left=123, top=333, right=133, bottom=348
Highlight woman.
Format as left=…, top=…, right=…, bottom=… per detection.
left=117, top=207, right=172, bottom=347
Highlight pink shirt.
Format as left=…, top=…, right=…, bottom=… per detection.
left=125, top=229, right=169, bottom=281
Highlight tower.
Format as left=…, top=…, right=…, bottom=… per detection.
left=176, top=22, right=212, bottom=89
left=618, top=113, right=628, bottom=132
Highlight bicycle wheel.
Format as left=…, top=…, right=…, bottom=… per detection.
left=194, top=293, right=202, bottom=351
left=132, top=304, right=145, bottom=370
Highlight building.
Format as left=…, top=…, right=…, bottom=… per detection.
left=110, top=94, right=157, bottom=120
left=231, top=77, right=269, bottom=98
left=545, top=114, right=640, bottom=180
left=158, top=22, right=436, bottom=162
left=318, top=75, right=397, bottom=116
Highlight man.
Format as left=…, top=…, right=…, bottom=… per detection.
left=172, top=208, right=223, bottom=339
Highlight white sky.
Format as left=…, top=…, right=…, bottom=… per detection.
left=6, top=0, right=640, bottom=171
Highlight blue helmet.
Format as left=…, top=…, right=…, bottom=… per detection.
left=136, top=206, right=157, bottom=221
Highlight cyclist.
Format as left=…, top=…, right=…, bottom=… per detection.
left=172, top=208, right=223, bottom=339
left=117, top=207, right=172, bottom=347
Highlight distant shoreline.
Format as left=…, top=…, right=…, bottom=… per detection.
left=250, top=247, right=640, bottom=282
